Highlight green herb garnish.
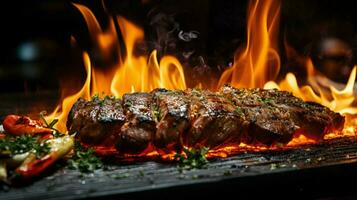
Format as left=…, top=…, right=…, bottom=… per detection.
left=39, top=112, right=66, bottom=138
left=0, top=135, right=50, bottom=158
left=67, top=141, right=102, bottom=173
left=33, top=141, right=51, bottom=158
left=104, top=95, right=117, bottom=100
left=258, top=98, right=273, bottom=104
left=174, top=147, right=209, bottom=171
left=151, top=105, right=161, bottom=121
left=234, top=107, right=243, bottom=115
left=91, top=94, right=99, bottom=101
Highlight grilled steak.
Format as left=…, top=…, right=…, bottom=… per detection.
left=152, top=89, right=190, bottom=153
left=67, top=85, right=345, bottom=155
left=118, top=92, right=156, bottom=154
left=267, top=92, right=345, bottom=140
left=185, top=89, right=246, bottom=149
left=219, top=84, right=345, bottom=144
left=67, top=97, right=125, bottom=146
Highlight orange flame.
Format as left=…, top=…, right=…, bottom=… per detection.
left=111, top=17, right=186, bottom=96
left=47, top=3, right=186, bottom=132
left=264, top=59, right=357, bottom=140
left=46, top=0, right=357, bottom=156
left=46, top=53, right=92, bottom=132
left=218, top=0, right=281, bottom=88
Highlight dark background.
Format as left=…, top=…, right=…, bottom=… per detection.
left=0, top=0, right=356, bottom=93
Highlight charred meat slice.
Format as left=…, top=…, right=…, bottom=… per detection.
left=185, top=89, right=246, bottom=149
left=256, top=89, right=345, bottom=140
left=152, top=89, right=190, bottom=153
left=67, top=97, right=125, bottom=146
left=118, top=92, right=156, bottom=154
left=219, top=84, right=344, bottom=145
left=220, top=85, right=297, bottom=145
left=67, top=85, right=345, bottom=155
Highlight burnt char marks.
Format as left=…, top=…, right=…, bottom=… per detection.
left=186, top=89, right=246, bottom=149
left=67, top=97, right=125, bottom=146
left=219, top=84, right=344, bottom=145
left=118, top=92, right=156, bottom=154
left=246, top=87, right=344, bottom=140
left=152, top=89, right=190, bottom=153
left=220, top=85, right=297, bottom=145
left=68, top=84, right=345, bottom=154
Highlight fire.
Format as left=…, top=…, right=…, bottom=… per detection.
left=218, top=0, right=281, bottom=88
left=47, top=3, right=186, bottom=132
left=264, top=60, right=357, bottom=142
left=45, top=53, right=92, bottom=132
left=45, top=0, right=357, bottom=157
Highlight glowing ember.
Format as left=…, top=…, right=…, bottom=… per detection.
left=46, top=0, right=357, bottom=158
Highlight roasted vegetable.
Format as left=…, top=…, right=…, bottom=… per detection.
left=3, top=115, right=53, bottom=136
left=15, top=135, right=74, bottom=179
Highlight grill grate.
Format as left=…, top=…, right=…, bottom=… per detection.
left=1, top=137, right=357, bottom=200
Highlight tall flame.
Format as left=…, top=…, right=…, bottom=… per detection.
left=46, top=0, right=357, bottom=150
left=264, top=58, right=357, bottom=140
left=46, top=53, right=92, bottom=132
left=218, top=0, right=281, bottom=88
left=264, top=60, right=357, bottom=115
left=47, top=3, right=186, bottom=132
left=110, top=17, right=186, bottom=96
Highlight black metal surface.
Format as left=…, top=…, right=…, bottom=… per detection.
left=1, top=137, right=357, bottom=200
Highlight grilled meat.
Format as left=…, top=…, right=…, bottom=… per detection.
left=261, top=91, right=345, bottom=140
left=118, top=92, right=156, bottom=154
left=67, top=97, right=125, bottom=146
left=219, top=84, right=344, bottom=144
left=152, top=89, right=190, bottom=153
left=67, top=85, right=345, bottom=155
left=185, top=89, right=246, bottom=149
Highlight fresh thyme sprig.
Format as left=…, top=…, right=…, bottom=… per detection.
left=39, top=112, right=64, bottom=138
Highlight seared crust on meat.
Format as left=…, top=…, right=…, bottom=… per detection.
left=185, top=89, right=246, bottom=149
left=117, top=92, right=156, bottom=154
left=152, top=89, right=190, bottom=153
left=219, top=84, right=344, bottom=144
left=67, top=84, right=345, bottom=154
left=67, top=97, right=125, bottom=146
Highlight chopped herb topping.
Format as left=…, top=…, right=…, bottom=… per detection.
left=151, top=105, right=161, bottom=121
left=104, top=95, right=118, bottom=100
left=234, top=107, right=243, bottom=115
left=258, top=98, right=273, bottom=104
left=174, top=147, right=209, bottom=171
left=67, top=141, right=102, bottom=173
left=91, top=94, right=99, bottom=100
left=0, top=135, right=50, bottom=158
left=33, top=141, right=51, bottom=158
left=91, top=94, right=118, bottom=106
